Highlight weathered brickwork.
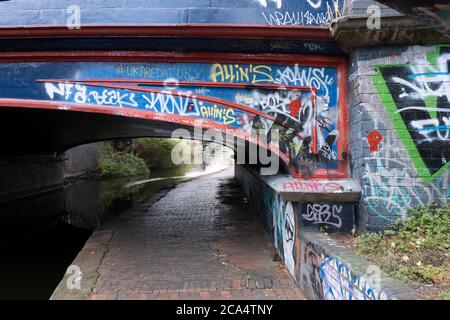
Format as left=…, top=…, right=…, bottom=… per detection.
left=51, top=169, right=305, bottom=300
left=349, top=45, right=450, bottom=231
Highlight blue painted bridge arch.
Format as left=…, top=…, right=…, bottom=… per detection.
left=0, top=52, right=348, bottom=179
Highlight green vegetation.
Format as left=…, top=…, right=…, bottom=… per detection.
left=134, top=138, right=179, bottom=169
left=98, top=143, right=149, bottom=177
left=356, top=204, right=450, bottom=299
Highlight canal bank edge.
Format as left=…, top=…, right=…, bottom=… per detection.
left=50, top=229, right=114, bottom=300
left=50, top=167, right=231, bottom=300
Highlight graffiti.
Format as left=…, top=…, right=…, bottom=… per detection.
left=210, top=64, right=274, bottom=84
left=283, top=202, right=295, bottom=277
left=199, top=104, right=236, bottom=125
left=282, top=180, right=344, bottom=192
left=0, top=59, right=344, bottom=179
left=235, top=90, right=301, bottom=115
left=367, top=129, right=383, bottom=152
left=299, top=202, right=355, bottom=232
left=236, top=166, right=299, bottom=280
left=302, top=242, right=389, bottom=300
left=303, top=42, right=325, bottom=52
left=260, top=0, right=342, bottom=27
left=275, top=64, right=334, bottom=98
left=270, top=41, right=293, bottom=50
left=45, top=82, right=139, bottom=108
left=375, top=45, right=450, bottom=180
left=302, top=203, right=342, bottom=228
left=302, top=246, right=325, bottom=299
left=263, top=186, right=296, bottom=277
left=319, top=256, right=388, bottom=300
left=262, top=10, right=331, bottom=26
left=115, top=64, right=205, bottom=81
left=363, top=126, right=449, bottom=223
left=115, top=64, right=153, bottom=78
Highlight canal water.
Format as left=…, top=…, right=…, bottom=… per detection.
left=0, top=163, right=230, bottom=300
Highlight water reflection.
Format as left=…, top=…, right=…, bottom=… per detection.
left=63, top=163, right=229, bottom=229
left=0, top=162, right=230, bottom=299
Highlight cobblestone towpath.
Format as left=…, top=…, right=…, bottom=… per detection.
left=51, top=168, right=305, bottom=300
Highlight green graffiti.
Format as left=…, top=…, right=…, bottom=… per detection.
left=374, top=45, right=450, bottom=182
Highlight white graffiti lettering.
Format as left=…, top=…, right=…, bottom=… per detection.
left=302, top=203, right=343, bottom=228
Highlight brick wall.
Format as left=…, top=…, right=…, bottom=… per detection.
left=349, top=44, right=450, bottom=231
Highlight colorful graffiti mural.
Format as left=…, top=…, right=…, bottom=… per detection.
left=237, top=165, right=298, bottom=277
left=317, top=255, right=388, bottom=300
left=300, top=242, right=389, bottom=300
left=0, top=57, right=346, bottom=179
left=374, top=45, right=450, bottom=182
left=366, top=45, right=450, bottom=225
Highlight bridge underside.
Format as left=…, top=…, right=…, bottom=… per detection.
left=0, top=106, right=192, bottom=156
left=0, top=105, right=288, bottom=175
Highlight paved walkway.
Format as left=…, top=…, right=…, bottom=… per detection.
left=51, top=168, right=305, bottom=300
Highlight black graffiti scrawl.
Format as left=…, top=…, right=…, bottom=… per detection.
left=377, top=45, right=450, bottom=179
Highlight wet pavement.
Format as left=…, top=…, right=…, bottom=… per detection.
left=51, top=168, right=305, bottom=300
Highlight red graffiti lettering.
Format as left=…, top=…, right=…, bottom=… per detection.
left=282, top=181, right=343, bottom=193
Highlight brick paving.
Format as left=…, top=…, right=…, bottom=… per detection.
left=55, top=168, right=305, bottom=300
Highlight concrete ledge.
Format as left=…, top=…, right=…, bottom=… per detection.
left=331, top=14, right=449, bottom=52
left=240, top=165, right=361, bottom=202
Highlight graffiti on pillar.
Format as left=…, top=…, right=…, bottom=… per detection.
left=367, top=129, right=382, bottom=152
left=0, top=59, right=346, bottom=179
left=241, top=169, right=297, bottom=277
left=283, top=201, right=296, bottom=276
left=363, top=127, right=450, bottom=224
left=299, top=202, right=355, bottom=233
left=374, top=45, right=450, bottom=182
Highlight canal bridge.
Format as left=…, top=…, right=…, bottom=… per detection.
left=1, top=0, right=437, bottom=300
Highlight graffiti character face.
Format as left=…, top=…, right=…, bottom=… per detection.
left=283, top=201, right=295, bottom=277
left=284, top=205, right=294, bottom=243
